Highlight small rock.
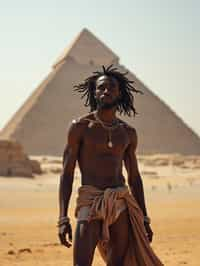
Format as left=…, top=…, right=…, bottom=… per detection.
left=18, top=248, right=32, bottom=254
left=8, top=250, right=15, bottom=255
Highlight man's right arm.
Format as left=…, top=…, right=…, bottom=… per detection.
left=59, top=120, right=83, bottom=218
left=58, top=120, right=84, bottom=247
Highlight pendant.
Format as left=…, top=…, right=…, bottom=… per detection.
left=108, top=141, right=113, bottom=148
left=88, top=121, right=94, bottom=128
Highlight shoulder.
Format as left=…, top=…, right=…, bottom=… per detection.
left=67, top=112, right=94, bottom=137
left=118, top=118, right=137, bottom=138
left=117, top=118, right=138, bottom=148
left=71, top=112, right=95, bottom=124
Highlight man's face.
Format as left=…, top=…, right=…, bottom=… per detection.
left=95, top=75, right=121, bottom=109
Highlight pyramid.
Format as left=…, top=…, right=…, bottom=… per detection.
left=1, top=28, right=200, bottom=155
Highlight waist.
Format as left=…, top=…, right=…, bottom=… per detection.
left=77, top=184, right=129, bottom=198
left=81, top=175, right=125, bottom=190
left=75, top=184, right=130, bottom=219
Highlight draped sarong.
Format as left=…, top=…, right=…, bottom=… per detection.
left=75, top=185, right=164, bottom=266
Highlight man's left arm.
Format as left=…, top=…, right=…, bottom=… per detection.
left=123, top=127, right=153, bottom=242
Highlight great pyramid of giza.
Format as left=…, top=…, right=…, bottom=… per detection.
left=1, top=28, right=200, bottom=155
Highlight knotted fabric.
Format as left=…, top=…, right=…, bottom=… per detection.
left=75, top=185, right=164, bottom=266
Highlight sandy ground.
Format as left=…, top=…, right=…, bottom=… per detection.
left=0, top=155, right=200, bottom=265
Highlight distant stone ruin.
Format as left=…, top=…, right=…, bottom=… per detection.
left=0, top=140, right=41, bottom=177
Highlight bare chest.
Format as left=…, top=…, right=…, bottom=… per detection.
left=82, top=124, right=130, bottom=155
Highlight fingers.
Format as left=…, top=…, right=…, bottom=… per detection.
left=148, top=230, right=153, bottom=242
left=145, top=233, right=152, bottom=242
left=144, top=222, right=153, bottom=243
left=58, top=223, right=73, bottom=248
left=148, top=233, right=153, bottom=242
left=59, top=233, right=72, bottom=248
left=68, top=224, right=72, bottom=242
left=144, top=227, right=153, bottom=242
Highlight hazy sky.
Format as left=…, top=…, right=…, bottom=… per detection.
left=0, top=0, right=199, bottom=135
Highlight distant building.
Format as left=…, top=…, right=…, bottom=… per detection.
left=1, top=29, right=200, bottom=155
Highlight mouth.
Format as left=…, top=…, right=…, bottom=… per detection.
left=101, top=95, right=112, bottom=100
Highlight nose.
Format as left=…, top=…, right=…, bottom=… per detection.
left=103, top=87, right=109, bottom=95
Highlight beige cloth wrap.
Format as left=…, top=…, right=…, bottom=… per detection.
left=75, top=185, right=164, bottom=266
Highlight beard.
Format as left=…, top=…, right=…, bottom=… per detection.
left=96, top=97, right=119, bottom=110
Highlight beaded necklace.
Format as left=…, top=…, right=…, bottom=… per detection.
left=84, top=111, right=120, bottom=148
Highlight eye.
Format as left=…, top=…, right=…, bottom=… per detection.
left=98, top=85, right=104, bottom=90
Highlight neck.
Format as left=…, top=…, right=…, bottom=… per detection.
left=96, top=107, right=117, bottom=123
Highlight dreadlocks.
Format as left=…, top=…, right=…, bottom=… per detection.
left=74, top=65, right=142, bottom=116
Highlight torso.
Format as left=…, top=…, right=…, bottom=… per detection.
left=75, top=113, right=132, bottom=189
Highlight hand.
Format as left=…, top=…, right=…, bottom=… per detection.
left=58, top=222, right=72, bottom=248
left=144, top=221, right=153, bottom=242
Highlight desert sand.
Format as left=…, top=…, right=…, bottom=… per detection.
left=0, top=154, right=200, bottom=265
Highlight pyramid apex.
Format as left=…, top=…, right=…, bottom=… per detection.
left=74, top=28, right=97, bottom=41
left=53, top=29, right=119, bottom=67
left=80, top=28, right=90, bottom=34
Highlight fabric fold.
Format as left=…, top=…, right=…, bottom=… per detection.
left=75, top=185, right=164, bottom=266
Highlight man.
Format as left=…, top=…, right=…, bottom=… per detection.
left=58, top=65, right=163, bottom=266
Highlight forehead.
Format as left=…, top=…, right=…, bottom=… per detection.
left=96, top=75, right=118, bottom=87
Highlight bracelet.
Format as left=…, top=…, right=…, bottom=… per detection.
left=57, top=216, right=70, bottom=227
left=144, top=216, right=151, bottom=224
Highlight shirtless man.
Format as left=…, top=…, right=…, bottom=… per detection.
left=58, top=65, right=153, bottom=266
